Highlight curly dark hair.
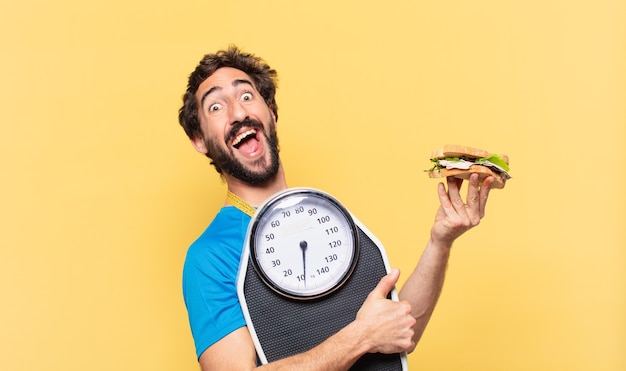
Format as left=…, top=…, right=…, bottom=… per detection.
left=178, top=45, right=279, bottom=141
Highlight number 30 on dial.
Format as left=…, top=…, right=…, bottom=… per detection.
left=249, top=188, right=359, bottom=300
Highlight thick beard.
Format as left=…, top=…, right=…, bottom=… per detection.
left=204, top=118, right=280, bottom=186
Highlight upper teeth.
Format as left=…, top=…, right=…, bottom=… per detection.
left=233, top=129, right=257, bottom=148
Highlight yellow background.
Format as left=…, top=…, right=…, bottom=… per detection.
left=1, top=0, right=624, bottom=370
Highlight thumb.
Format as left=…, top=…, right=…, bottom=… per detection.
left=370, top=268, right=400, bottom=299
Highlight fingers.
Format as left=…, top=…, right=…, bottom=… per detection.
left=465, top=174, right=482, bottom=224
left=466, top=173, right=481, bottom=208
left=478, top=176, right=493, bottom=218
left=438, top=177, right=468, bottom=223
left=437, top=181, right=456, bottom=216
left=359, top=268, right=416, bottom=354
left=446, top=176, right=464, bottom=207
left=356, top=269, right=417, bottom=354
left=369, top=268, right=400, bottom=299
left=442, top=174, right=492, bottom=215
left=431, top=173, right=495, bottom=247
left=448, top=178, right=466, bottom=217
left=434, top=174, right=493, bottom=238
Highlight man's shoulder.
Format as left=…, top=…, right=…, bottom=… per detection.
left=196, top=206, right=247, bottom=240
left=185, top=206, right=249, bottom=262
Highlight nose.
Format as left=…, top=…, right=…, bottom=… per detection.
left=230, top=100, right=248, bottom=125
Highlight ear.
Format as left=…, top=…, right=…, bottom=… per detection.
left=190, top=136, right=208, bottom=154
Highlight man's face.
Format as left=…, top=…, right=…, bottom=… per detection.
left=192, top=67, right=280, bottom=185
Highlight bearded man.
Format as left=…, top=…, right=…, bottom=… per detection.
left=179, top=46, right=494, bottom=370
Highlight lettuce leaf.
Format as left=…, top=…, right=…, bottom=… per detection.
left=477, top=155, right=510, bottom=172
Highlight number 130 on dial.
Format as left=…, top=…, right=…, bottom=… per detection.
left=250, top=188, right=360, bottom=300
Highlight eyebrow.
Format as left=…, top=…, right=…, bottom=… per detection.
left=199, top=78, right=255, bottom=108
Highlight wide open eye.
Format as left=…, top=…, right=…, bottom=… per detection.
left=209, top=103, right=223, bottom=112
left=241, top=92, right=253, bottom=101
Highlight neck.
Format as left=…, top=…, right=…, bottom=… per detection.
left=224, top=164, right=288, bottom=207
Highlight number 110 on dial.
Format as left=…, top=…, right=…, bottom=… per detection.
left=250, top=189, right=359, bottom=300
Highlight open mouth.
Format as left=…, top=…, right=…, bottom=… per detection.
left=232, top=129, right=258, bottom=149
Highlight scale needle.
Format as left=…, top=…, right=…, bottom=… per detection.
left=300, top=240, right=308, bottom=287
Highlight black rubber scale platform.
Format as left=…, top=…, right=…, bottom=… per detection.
left=240, top=227, right=405, bottom=370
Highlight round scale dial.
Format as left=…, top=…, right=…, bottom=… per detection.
left=250, top=188, right=359, bottom=300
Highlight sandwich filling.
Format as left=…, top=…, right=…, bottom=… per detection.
left=429, top=154, right=511, bottom=180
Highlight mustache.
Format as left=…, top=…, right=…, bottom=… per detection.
left=226, top=118, right=265, bottom=143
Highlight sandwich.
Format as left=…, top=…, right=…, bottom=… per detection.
left=427, top=144, right=511, bottom=189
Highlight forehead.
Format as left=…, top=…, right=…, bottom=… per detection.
left=195, top=67, right=255, bottom=101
